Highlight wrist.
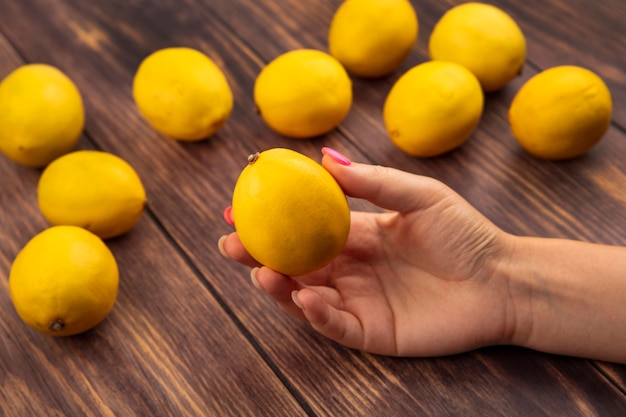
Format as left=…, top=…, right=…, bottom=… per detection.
left=485, top=233, right=538, bottom=348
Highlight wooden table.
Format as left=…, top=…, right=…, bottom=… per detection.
left=1, top=0, right=625, bottom=415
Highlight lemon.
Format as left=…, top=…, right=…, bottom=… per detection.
left=254, top=49, right=352, bottom=138
left=38, top=150, right=146, bottom=239
left=133, top=47, right=233, bottom=141
left=429, top=3, right=526, bottom=92
left=0, top=64, right=84, bottom=167
left=383, top=61, right=484, bottom=157
left=232, top=148, right=350, bottom=276
left=328, top=0, right=418, bottom=78
left=508, top=65, right=613, bottom=160
left=9, top=225, right=119, bottom=336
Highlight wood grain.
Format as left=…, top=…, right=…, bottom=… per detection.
left=0, top=0, right=625, bottom=416
left=0, top=11, right=307, bottom=417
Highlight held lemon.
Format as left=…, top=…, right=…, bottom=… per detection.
left=383, top=61, right=484, bottom=157
left=133, top=47, right=233, bottom=141
left=429, top=3, right=526, bottom=92
left=254, top=49, right=352, bottom=138
left=38, top=150, right=146, bottom=239
left=231, top=148, right=350, bottom=276
left=328, top=0, right=418, bottom=78
left=9, top=225, right=119, bottom=336
left=508, top=65, right=613, bottom=160
left=0, top=64, right=84, bottom=167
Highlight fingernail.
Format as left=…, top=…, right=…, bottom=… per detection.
left=217, top=235, right=230, bottom=258
left=250, top=267, right=262, bottom=290
left=223, top=206, right=234, bottom=225
left=322, top=147, right=351, bottom=166
left=291, top=290, right=303, bottom=309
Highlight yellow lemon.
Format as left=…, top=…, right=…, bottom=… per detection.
left=383, top=61, right=484, bottom=157
left=0, top=64, right=84, bottom=167
left=328, top=0, right=418, bottom=78
left=232, top=148, right=350, bottom=276
left=9, top=225, right=119, bottom=336
left=429, top=3, right=526, bottom=92
left=254, top=49, right=352, bottom=138
left=508, top=65, right=613, bottom=160
left=133, top=47, right=233, bottom=141
left=38, top=150, right=146, bottom=239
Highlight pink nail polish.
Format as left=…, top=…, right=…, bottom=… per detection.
left=223, top=206, right=234, bottom=225
left=322, top=147, right=351, bottom=166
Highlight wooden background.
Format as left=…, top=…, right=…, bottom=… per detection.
left=1, top=0, right=625, bottom=415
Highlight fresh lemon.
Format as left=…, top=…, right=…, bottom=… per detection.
left=429, top=3, right=526, bottom=92
left=254, top=49, right=352, bottom=138
left=508, top=65, right=613, bottom=160
left=0, top=64, right=84, bottom=167
left=328, top=0, right=418, bottom=78
left=133, top=47, right=233, bottom=141
left=383, top=61, right=484, bottom=157
left=38, top=150, right=146, bottom=239
left=231, top=148, right=350, bottom=276
left=9, top=225, right=119, bottom=336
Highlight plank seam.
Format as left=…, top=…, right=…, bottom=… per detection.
left=590, top=361, right=626, bottom=398
left=143, top=208, right=319, bottom=417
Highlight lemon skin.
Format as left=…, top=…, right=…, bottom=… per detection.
left=254, top=49, right=352, bottom=139
left=9, top=225, right=119, bottom=336
left=232, top=148, right=350, bottom=276
left=133, top=47, right=233, bottom=141
left=329, top=0, right=418, bottom=78
left=383, top=61, right=484, bottom=157
left=508, top=65, right=613, bottom=160
left=429, top=3, right=526, bottom=92
left=0, top=64, right=84, bottom=167
left=38, top=150, right=146, bottom=239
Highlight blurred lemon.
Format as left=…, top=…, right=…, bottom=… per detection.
left=133, top=47, right=233, bottom=141
left=429, top=3, right=526, bottom=92
left=509, top=65, right=612, bottom=160
left=0, top=64, right=84, bottom=167
left=232, top=148, right=350, bottom=276
left=383, top=61, right=484, bottom=157
left=254, top=49, right=352, bottom=138
left=38, top=150, right=146, bottom=239
left=9, top=225, right=119, bottom=336
left=328, top=0, right=418, bottom=78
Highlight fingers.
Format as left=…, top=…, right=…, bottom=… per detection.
left=218, top=233, right=260, bottom=268
left=251, top=267, right=307, bottom=321
left=293, top=288, right=364, bottom=351
left=321, top=147, right=445, bottom=213
left=219, top=222, right=366, bottom=349
left=218, top=233, right=309, bottom=320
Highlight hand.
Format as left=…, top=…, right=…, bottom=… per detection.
left=219, top=148, right=517, bottom=357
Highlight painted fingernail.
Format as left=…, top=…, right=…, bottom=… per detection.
left=217, top=235, right=230, bottom=258
left=250, top=267, right=262, bottom=290
left=322, top=147, right=351, bottom=166
left=223, top=206, right=234, bottom=225
left=291, top=290, right=303, bottom=309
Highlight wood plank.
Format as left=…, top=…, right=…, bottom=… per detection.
left=0, top=0, right=625, bottom=415
left=217, top=0, right=626, bottom=395
left=0, top=28, right=307, bottom=417
left=158, top=0, right=626, bottom=405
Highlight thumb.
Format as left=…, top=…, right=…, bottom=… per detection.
left=321, top=147, right=444, bottom=213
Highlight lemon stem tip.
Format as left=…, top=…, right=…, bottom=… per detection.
left=49, top=319, right=65, bottom=332
left=247, top=152, right=260, bottom=164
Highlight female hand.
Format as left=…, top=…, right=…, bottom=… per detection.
left=219, top=148, right=517, bottom=357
